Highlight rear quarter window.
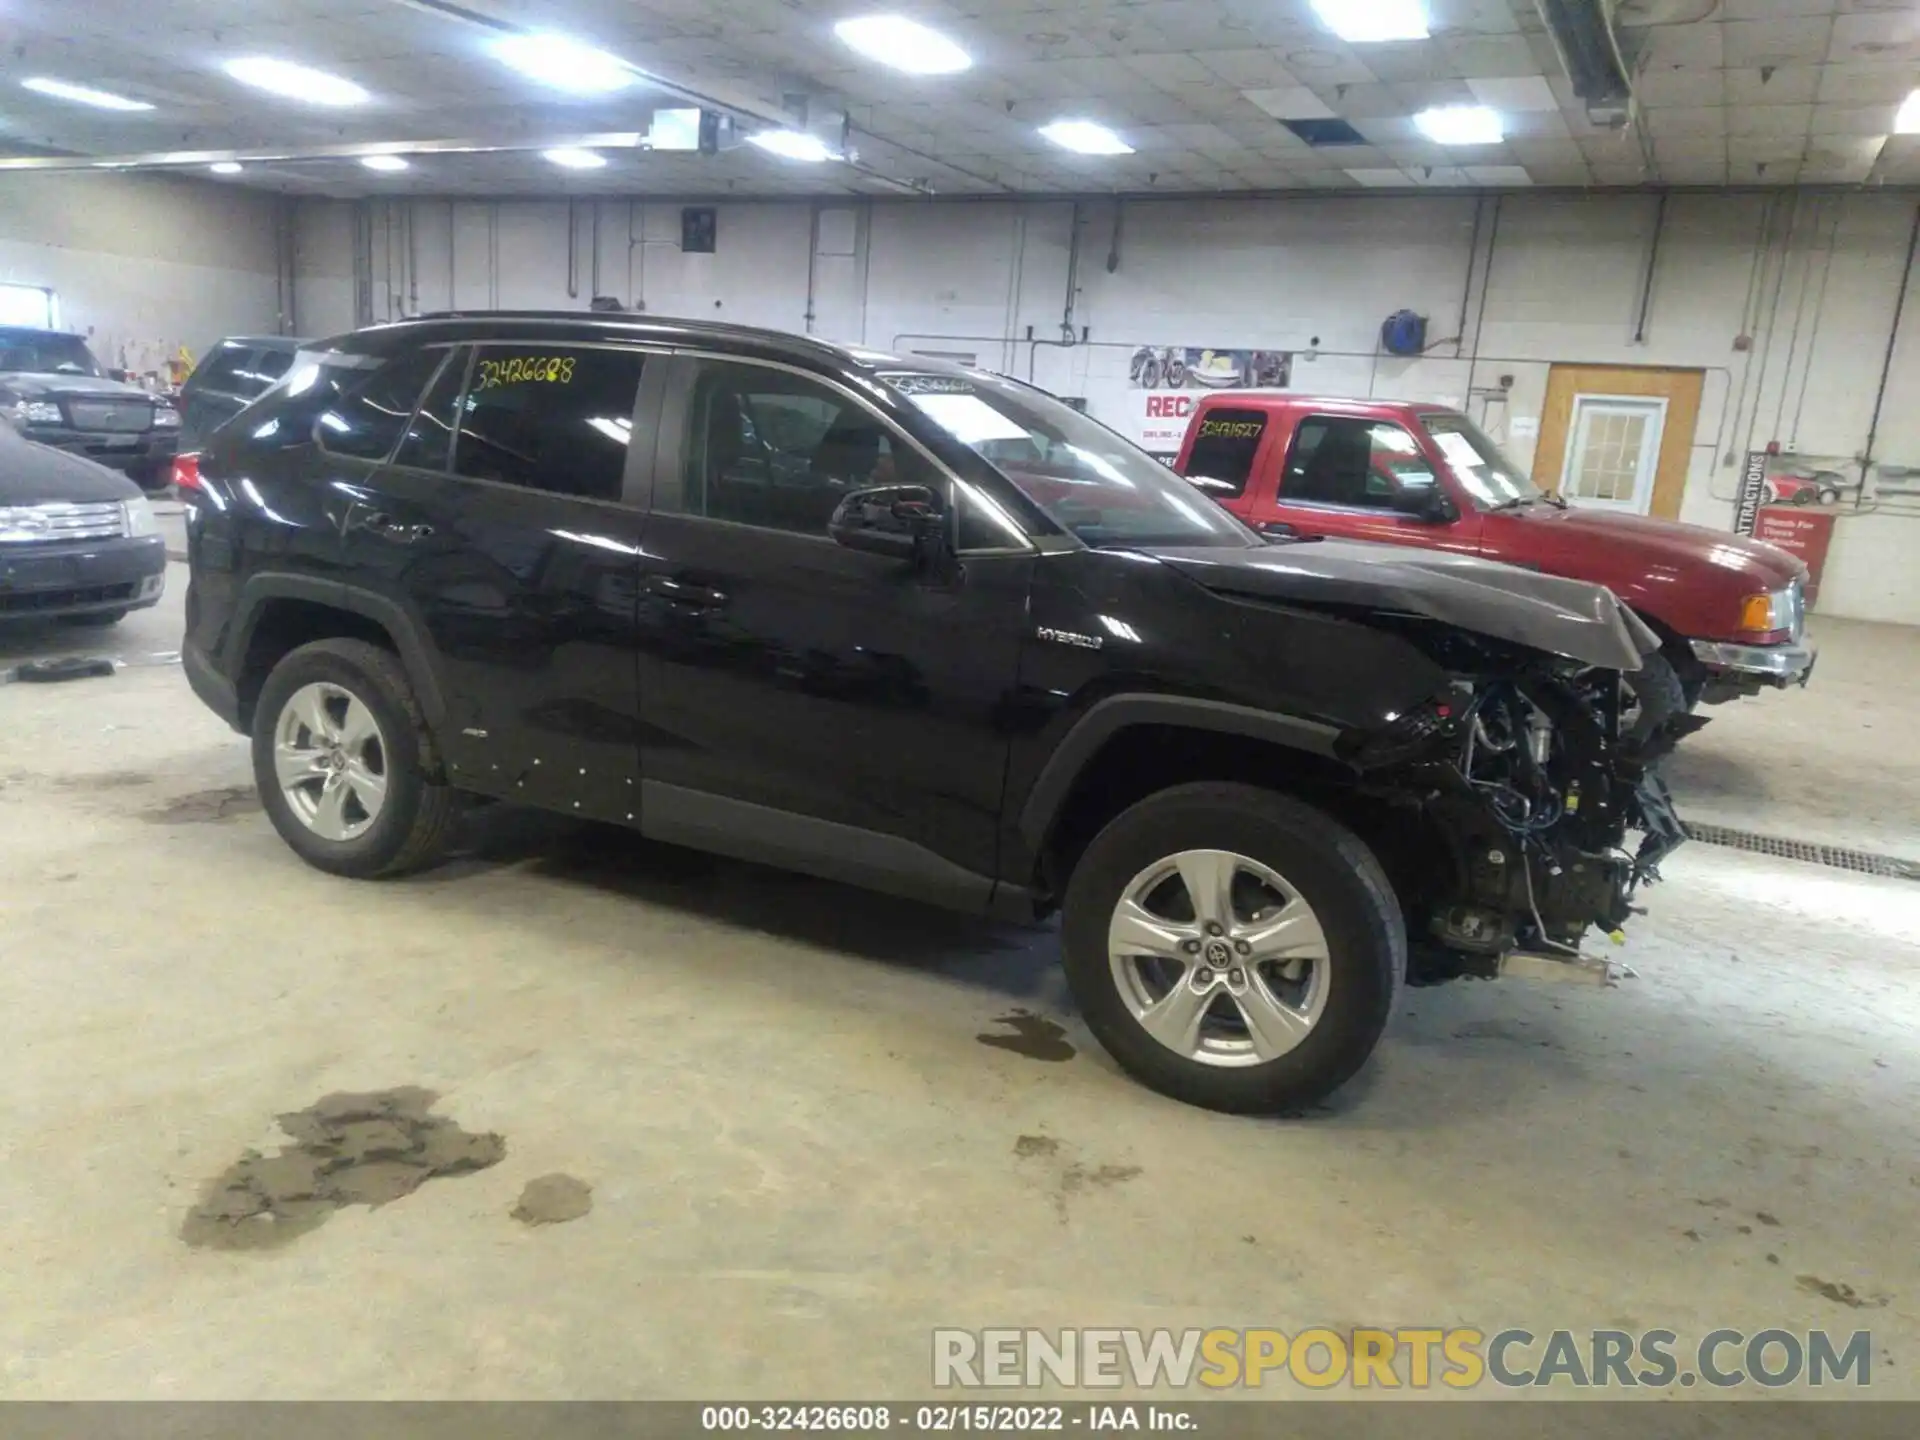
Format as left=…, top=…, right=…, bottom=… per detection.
left=1183, top=407, right=1268, bottom=500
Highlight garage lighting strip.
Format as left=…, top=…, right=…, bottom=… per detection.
left=1681, top=820, right=1920, bottom=882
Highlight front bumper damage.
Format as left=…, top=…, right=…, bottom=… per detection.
left=1697, top=637, right=1812, bottom=695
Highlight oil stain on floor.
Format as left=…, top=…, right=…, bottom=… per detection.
left=976, top=1009, right=1076, bottom=1062
left=144, top=786, right=262, bottom=825
left=181, top=1087, right=505, bottom=1252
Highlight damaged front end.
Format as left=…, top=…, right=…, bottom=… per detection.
left=1339, top=648, right=1691, bottom=987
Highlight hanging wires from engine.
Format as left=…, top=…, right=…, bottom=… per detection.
left=1453, top=680, right=1565, bottom=838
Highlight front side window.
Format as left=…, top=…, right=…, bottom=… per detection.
left=1182, top=407, right=1268, bottom=501
left=317, top=348, right=446, bottom=461
left=882, top=370, right=1253, bottom=549
left=1279, top=416, right=1435, bottom=510
left=681, top=360, right=943, bottom=537
left=453, top=346, right=645, bottom=500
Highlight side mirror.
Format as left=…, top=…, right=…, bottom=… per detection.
left=828, top=484, right=945, bottom=561
left=1392, top=482, right=1454, bottom=523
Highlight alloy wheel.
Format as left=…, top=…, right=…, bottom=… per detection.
left=1107, top=848, right=1331, bottom=1068
left=272, top=681, right=390, bottom=842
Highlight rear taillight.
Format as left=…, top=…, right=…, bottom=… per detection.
left=171, top=452, right=203, bottom=492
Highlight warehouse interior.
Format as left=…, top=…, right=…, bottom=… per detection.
left=3, top=0, right=1918, bottom=1408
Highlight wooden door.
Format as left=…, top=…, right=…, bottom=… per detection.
left=1532, top=364, right=1703, bottom=520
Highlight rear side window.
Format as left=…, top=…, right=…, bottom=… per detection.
left=453, top=345, right=645, bottom=500
left=317, top=348, right=447, bottom=461
left=249, top=348, right=294, bottom=387
left=392, top=348, right=466, bottom=471
left=1183, top=408, right=1267, bottom=500
left=191, top=344, right=256, bottom=396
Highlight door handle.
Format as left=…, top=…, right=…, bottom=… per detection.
left=1257, top=520, right=1296, bottom=538
left=646, top=574, right=728, bottom=608
left=347, top=507, right=433, bottom=544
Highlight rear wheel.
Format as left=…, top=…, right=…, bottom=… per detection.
left=251, top=638, right=457, bottom=878
left=1061, top=782, right=1403, bottom=1115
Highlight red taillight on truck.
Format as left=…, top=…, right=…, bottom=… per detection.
left=171, top=452, right=203, bottom=493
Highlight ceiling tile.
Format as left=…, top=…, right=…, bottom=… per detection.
left=1467, top=76, right=1559, bottom=113
left=1242, top=86, right=1334, bottom=121
left=1722, top=19, right=1836, bottom=68
left=1727, top=104, right=1815, bottom=138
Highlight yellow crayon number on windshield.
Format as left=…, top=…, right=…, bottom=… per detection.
left=477, top=355, right=575, bottom=390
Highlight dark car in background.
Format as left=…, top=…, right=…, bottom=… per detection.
left=177, top=335, right=305, bottom=450
left=0, top=421, right=167, bottom=626
left=0, top=326, right=181, bottom=491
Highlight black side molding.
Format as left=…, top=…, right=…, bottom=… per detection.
left=641, top=781, right=1000, bottom=916
left=228, top=573, right=449, bottom=726
left=1016, top=693, right=1343, bottom=853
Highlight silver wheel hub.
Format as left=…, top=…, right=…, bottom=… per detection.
left=1108, top=848, right=1331, bottom=1069
left=273, top=682, right=389, bottom=842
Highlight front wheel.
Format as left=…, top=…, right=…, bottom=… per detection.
left=251, top=638, right=458, bottom=878
left=1061, top=783, right=1404, bottom=1115
left=1623, top=651, right=1691, bottom=745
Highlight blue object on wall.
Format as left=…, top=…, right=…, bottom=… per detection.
left=1380, top=310, right=1429, bottom=357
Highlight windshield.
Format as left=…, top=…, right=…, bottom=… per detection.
left=1420, top=411, right=1544, bottom=508
left=0, top=330, right=105, bottom=377
left=883, top=370, right=1256, bottom=549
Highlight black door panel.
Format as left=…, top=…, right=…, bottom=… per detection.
left=634, top=355, right=1033, bottom=894
left=340, top=342, right=657, bottom=815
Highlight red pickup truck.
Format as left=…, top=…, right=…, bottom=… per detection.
left=1172, top=394, right=1814, bottom=726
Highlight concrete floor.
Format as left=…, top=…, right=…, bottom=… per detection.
left=2, top=549, right=1917, bottom=1400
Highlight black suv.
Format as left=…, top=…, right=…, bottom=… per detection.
left=0, top=326, right=181, bottom=489
left=180, top=314, right=1683, bottom=1114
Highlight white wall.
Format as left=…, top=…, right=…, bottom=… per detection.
left=0, top=173, right=286, bottom=377
left=306, top=187, right=1920, bottom=626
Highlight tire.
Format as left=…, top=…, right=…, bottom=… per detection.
left=1623, top=651, right=1690, bottom=745
left=250, top=638, right=457, bottom=878
left=1060, top=782, right=1404, bottom=1116
left=58, top=610, right=127, bottom=627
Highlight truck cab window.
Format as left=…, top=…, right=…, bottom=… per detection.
left=1281, top=416, right=1434, bottom=509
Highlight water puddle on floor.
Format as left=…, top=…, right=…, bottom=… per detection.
left=143, top=786, right=262, bottom=824
left=181, top=1087, right=505, bottom=1251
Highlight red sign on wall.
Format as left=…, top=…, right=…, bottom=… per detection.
left=1752, top=506, right=1836, bottom=607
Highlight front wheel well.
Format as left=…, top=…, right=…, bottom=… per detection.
left=1034, top=724, right=1452, bottom=920
left=236, top=599, right=396, bottom=729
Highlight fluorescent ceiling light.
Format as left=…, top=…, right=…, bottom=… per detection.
left=209, top=161, right=244, bottom=175
left=489, top=33, right=633, bottom=95
left=22, top=77, right=154, bottom=111
left=361, top=154, right=409, bottom=172
left=1311, top=0, right=1428, bottom=44
left=224, top=58, right=369, bottom=107
left=833, top=15, right=972, bottom=75
left=1415, top=105, right=1504, bottom=145
left=544, top=147, right=608, bottom=170
left=1040, top=119, right=1134, bottom=155
left=1898, top=89, right=1920, bottom=135
left=748, top=129, right=838, bottom=162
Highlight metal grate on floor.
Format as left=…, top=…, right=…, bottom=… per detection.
left=1682, top=821, right=1920, bottom=881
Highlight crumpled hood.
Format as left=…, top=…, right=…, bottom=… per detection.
left=0, top=422, right=141, bottom=503
left=1146, top=538, right=1658, bottom=672
left=0, top=371, right=147, bottom=400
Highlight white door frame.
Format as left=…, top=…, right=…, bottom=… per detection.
left=1559, top=393, right=1669, bottom=514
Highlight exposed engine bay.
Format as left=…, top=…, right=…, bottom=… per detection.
left=1343, top=647, right=1693, bottom=986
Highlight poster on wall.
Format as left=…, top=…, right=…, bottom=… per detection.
left=1126, top=346, right=1292, bottom=454
left=1734, top=450, right=1859, bottom=535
